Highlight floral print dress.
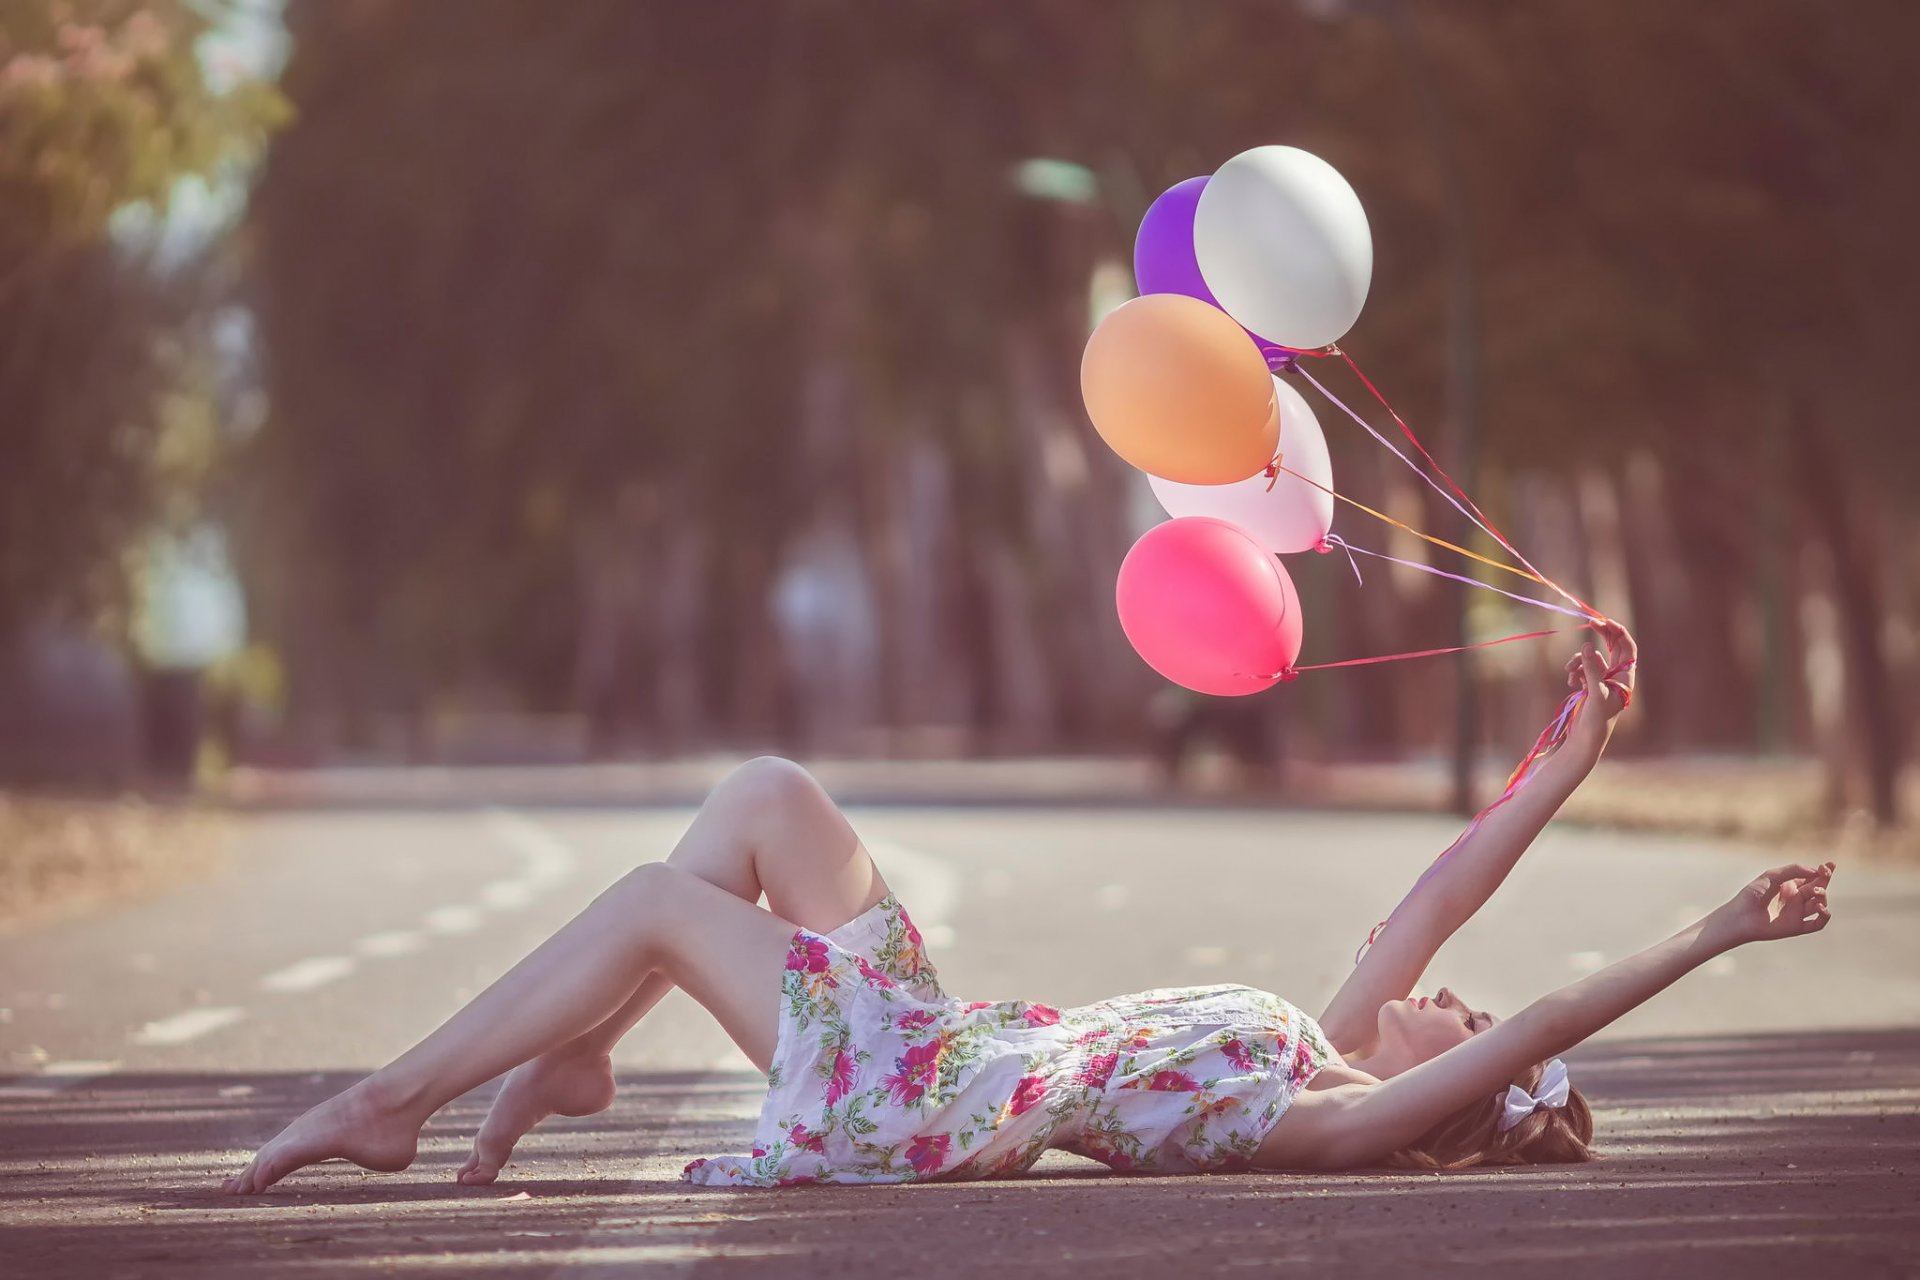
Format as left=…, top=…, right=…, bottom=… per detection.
left=682, top=894, right=1332, bottom=1187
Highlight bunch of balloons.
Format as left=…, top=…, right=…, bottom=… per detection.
left=1082, top=146, right=1373, bottom=696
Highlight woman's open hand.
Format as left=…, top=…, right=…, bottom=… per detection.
left=1564, top=620, right=1637, bottom=757
left=1710, top=862, right=1835, bottom=947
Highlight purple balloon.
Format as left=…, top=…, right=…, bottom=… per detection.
left=1134, top=176, right=1219, bottom=306
left=1134, top=177, right=1303, bottom=371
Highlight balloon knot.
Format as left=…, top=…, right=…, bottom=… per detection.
left=1278, top=667, right=1301, bottom=683
left=1264, top=452, right=1285, bottom=492
left=1314, top=538, right=1334, bottom=555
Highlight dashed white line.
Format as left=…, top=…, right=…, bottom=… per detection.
left=42, top=1059, right=119, bottom=1081
left=0, top=1059, right=121, bottom=1099
left=482, top=808, right=578, bottom=889
left=133, top=1006, right=245, bottom=1046
left=258, top=956, right=357, bottom=994
left=424, top=905, right=485, bottom=936
left=481, top=879, right=537, bottom=911
left=566, top=830, right=959, bottom=1277
left=25, top=810, right=582, bottom=1081
left=357, top=930, right=427, bottom=958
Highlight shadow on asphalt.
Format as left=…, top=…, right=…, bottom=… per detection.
left=4, top=1033, right=1916, bottom=1278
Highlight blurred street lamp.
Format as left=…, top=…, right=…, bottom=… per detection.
left=1010, top=157, right=1100, bottom=205
left=1301, top=0, right=1485, bottom=816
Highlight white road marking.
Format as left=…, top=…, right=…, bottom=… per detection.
left=567, top=829, right=960, bottom=1276
left=863, top=838, right=960, bottom=929
left=1185, top=945, right=1229, bottom=966
left=1095, top=883, right=1130, bottom=910
left=1569, top=950, right=1606, bottom=973
left=1705, top=954, right=1737, bottom=976
left=482, top=808, right=578, bottom=889
left=0, top=1059, right=120, bottom=1099
left=480, top=879, right=537, bottom=911
left=356, top=930, right=427, bottom=958
left=132, top=1006, right=245, bottom=1046
left=424, top=905, right=485, bottom=935
left=258, top=956, right=357, bottom=994
left=43, top=1059, right=118, bottom=1080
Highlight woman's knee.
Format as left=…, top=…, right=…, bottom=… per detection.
left=605, top=860, right=691, bottom=928
left=715, top=756, right=833, bottom=825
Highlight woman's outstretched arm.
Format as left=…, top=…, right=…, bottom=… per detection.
left=1303, top=860, right=1833, bottom=1168
left=1316, top=623, right=1637, bottom=1054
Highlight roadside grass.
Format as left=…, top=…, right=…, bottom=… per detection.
left=0, top=794, right=229, bottom=933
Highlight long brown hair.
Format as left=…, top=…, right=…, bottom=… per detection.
left=1385, top=1059, right=1595, bottom=1171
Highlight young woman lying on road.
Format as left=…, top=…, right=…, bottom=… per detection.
left=225, top=625, right=1834, bottom=1190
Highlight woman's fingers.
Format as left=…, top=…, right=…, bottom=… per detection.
left=1789, top=896, right=1832, bottom=934
left=1577, top=644, right=1616, bottom=712
left=1759, top=863, right=1823, bottom=891
left=1596, top=618, right=1636, bottom=663
left=1592, top=619, right=1638, bottom=691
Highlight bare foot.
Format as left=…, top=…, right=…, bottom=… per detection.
left=457, top=1050, right=616, bottom=1185
left=222, top=1078, right=422, bottom=1194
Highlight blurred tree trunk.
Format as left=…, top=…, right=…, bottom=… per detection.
left=1791, top=398, right=1902, bottom=826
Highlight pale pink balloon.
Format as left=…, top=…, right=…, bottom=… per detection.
left=1146, top=375, right=1334, bottom=554
left=1115, top=516, right=1304, bottom=696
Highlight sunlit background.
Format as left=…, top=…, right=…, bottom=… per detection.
left=3, top=1, right=1916, bottom=865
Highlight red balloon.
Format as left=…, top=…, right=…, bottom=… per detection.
left=1115, top=517, right=1304, bottom=696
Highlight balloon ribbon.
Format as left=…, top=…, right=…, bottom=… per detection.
left=1279, top=629, right=1563, bottom=680
left=1351, top=652, right=1636, bottom=964
left=1276, top=344, right=1627, bottom=963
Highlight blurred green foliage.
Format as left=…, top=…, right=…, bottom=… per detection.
left=3, top=2, right=1914, bottom=819
left=0, top=0, right=284, bottom=635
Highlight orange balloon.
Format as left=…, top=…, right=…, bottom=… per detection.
left=1080, top=294, right=1279, bottom=485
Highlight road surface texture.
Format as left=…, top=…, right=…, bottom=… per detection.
left=4, top=785, right=1918, bottom=1278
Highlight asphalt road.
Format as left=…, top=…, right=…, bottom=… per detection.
left=3, top=794, right=1918, bottom=1278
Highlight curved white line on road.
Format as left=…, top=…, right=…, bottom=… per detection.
left=863, top=838, right=960, bottom=941
left=481, top=807, right=578, bottom=889
left=565, top=829, right=961, bottom=1276
left=480, top=879, right=537, bottom=911
left=133, top=1006, right=244, bottom=1046
left=356, top=930, right=427, bottom=958
left=259, top=956, right=357, bottom=994
left=424, top=905, right=485, bottom=935
left=0, top=1059, right=120, bottom=1099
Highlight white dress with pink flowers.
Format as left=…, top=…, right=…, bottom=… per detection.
left=681, top=894, right=1332, bottom=1187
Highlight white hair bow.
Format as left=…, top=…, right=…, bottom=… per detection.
left=1496, top=1058, right=1571, bottom=1132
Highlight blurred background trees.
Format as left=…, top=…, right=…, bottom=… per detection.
left=3, top=1, right=1915, bottom=829
left=0, top=0, right=282, bottom=781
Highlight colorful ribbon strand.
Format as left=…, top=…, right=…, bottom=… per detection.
left=1272, top=343, right=1628, bottom=966
left=1352, top=652, right=1636, bottom=965
left=1277, top=462, right=1556, bottom=592
left=1325, top=539, right=1593, bottom=621
left=1280, top=629, right=1563, bottom=680
left=1320, top=347, right=1603, bottom=621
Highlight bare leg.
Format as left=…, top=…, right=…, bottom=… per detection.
left=224, top=863, right=799, bottom=1194
left=459, top=757, right=888, bottom=1183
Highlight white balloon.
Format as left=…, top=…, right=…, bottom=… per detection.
left=1193, top=146, right=1373, bottom=350
left=1148, top=376, right=1334, bottom=555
